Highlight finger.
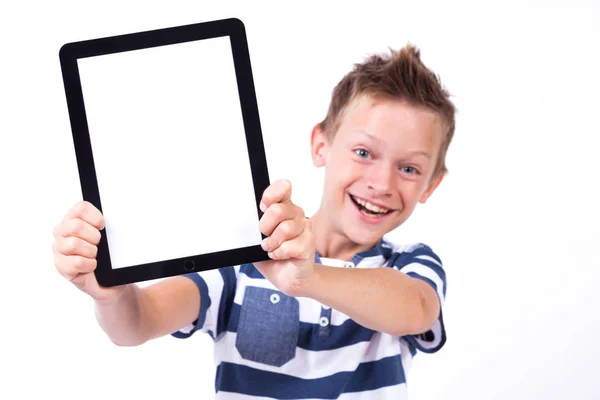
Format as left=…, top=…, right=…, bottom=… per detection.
left=54, top=253, right=97, bottom=280
left=262, top=218, right=304, bottom=252
left=53, top=217, right=102, bottom=245
left=64, top=201, right=105, bottom=231
left=53, top=235, right=98, bottom=259
left=267, top=229, right=313, bottom=261
left=260, top=179, right=292, bottom=211
left=259, top=203, right=303, bottom=237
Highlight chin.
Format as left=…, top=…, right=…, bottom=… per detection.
left=349, top=230, right=382, bottom=247
left=341, top=218, right=392, bottom=246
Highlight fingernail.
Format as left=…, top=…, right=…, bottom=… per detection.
left=261, top=239, right=269, bottom=251
left=260, top=202, right=267, bottom=212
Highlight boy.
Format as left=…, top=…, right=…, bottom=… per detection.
left=53, top=44, right=455, bottom=399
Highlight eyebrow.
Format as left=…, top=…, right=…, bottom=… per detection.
left=406, top=150, right=432, bottom=159
left=355, top=130, right=432, bottom=159
left=356, top=129, right=382, bottom=143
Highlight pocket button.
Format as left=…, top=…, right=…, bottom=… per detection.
left=270, top=293, right=280, bottom=304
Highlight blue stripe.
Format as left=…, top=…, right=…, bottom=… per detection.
left=404, top=308, right=447, bottom=354
left=226, top=303, right=374, bottom=350
left=391, top=244, right=442, bottom=268
left=240, top=263, right=265, bottom=279
left=171, top=272, right=211, bottom=338
left=402, top=257, right=445, bottom=278
left=313, top=238, right=391, bottom=267
left=379, top=238, right=395, bottom=259
left=407, top=340, right=417, bottom=357
left=397, top=258, right=446, bottom=297
left=319, top=307, right=333, bottom=337
left=404, top=271, right=447, bottom=353
left=314, top=252, right=322, bottom=265
left=215, top=355, right=405, bottom=398
left=406, top=245, right=442, bottom=264
left=216, top=267, right=237, bottom=338
left=351, top=238, right=387, bottom=263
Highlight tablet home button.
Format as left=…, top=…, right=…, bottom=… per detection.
left=183, top=260, right=195, bottom=271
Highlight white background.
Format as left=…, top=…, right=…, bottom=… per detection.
left=1, top=1, right=599, bottom=399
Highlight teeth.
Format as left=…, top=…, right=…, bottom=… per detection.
left=353, top=196, right=389, bottom=214
left=361, top=209, right=380, bottom=217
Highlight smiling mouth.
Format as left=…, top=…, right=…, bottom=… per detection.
left=349, top=194, right=393, bottom=218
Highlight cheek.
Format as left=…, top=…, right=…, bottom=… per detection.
left=409, top=184, right=429, bottom=204
left=326, top=157, right=360, bottom=188
left=324, top=170, right=358, bottom=209
left=395, top=181, right=424, bottom=204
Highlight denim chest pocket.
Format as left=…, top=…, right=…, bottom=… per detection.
left=235, top=286, right=300, bottom=367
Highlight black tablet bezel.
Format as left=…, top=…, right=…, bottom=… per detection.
left=59, top=18, right=271, bottom=287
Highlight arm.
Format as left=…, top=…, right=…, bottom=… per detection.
left=53, top=201, right=200, bottom=347
left=94, top=276, right=200, bottom=346
left=252, top=180, right=440, bottom=337
left=300, top=265, right=440, bottom=336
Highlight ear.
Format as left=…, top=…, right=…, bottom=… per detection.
left=419, top=171, right=445, bottom=204
left=310, top=124, right=329, bottom=167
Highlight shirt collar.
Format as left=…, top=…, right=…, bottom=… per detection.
left=314, top=237, right=391, bottom=265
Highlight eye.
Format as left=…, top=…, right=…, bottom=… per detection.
left=401, top=166, right=419, bottom=175
left=355, top=149, right=370, bottom=158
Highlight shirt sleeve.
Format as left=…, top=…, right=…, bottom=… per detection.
left=391, top=243, right=447, bottom=353
left=171, top=266, right=239, bottom=341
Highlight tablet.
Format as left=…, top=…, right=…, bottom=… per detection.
left=59, top=18, right=271, bottom=287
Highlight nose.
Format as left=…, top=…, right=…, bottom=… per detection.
left=366, top=164, right=394, bottom=197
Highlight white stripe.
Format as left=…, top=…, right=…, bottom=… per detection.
left=414, top=319, right=443, bottom=349
left=176, top=270, right=227, bottom=335
left=337, top=383, right=407, bottom=399
left=214, top=331, right=400, bottom=380
left=399, top=338, right=414, bottom=376
left=319, top=257, right=348, bottom=268
left=215, top=384, right=407, bottom=400
left=405, top=243, right=425, bottom=253
left=400, top=262, right=445, bottom=303
left=215, top=392, right=273, bottom=399
left=356, top=255, right=386, bottom=269
left=415, top=254, right=442, bottom=267
left=199, top=269, right=226, bottom=335
left=178, top=323, right=194, bottom=334
left=329, top=309, right=352, bottom=326
left=234, top=275, right=277, bottom=302
left=235, top=275, right=357, bottom=325
left=385, top=241, right=410, bottom=253
left=319, top=254, right=386, bottom=269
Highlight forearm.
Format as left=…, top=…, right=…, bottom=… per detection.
left=94, top=284, right=149, bottom=346
left=302, top=264, right=438, bottom=336
left=94, top=276, right=201, bottom=346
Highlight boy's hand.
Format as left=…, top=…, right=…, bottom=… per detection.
left=52, top=201, right=126, bottom=302
left=254, top=179, right=315, bottom=297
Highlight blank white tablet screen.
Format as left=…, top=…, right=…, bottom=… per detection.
left=77, top=36, right=262, bottom=269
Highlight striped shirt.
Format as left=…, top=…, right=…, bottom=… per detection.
left=172, top=238, right=447, bottom=399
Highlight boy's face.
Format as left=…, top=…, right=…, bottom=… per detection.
left=311, top=95, right=445, bottom=246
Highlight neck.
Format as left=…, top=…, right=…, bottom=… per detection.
left=309, top=206, right=378, bottom=261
